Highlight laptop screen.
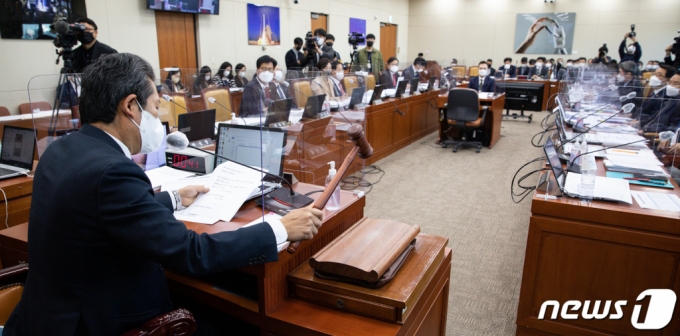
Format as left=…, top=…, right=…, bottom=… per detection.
left=1, top=126, right=36, bottom=170
left=178, top=109, right=216, bottom=141
left=214, top=124, right=287, bottom=179
left=543, top=138, right=565, bottom=190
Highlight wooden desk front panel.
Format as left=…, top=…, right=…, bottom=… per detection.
left=517, top=215, right=680, bottom=336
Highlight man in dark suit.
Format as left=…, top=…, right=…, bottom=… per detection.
left=270, top=64, right=296, bottom=108
left=380, top=57, right=400, bottom=89
left=402, top=57, right=427, bottom=82
left=496, top=57, right=517, bottom=79
left=636, top=65, right=676, bottom=122
left=529, top=57, right=549, bottom=79
left=240, top=55, right=278, bottom=117
left=468, top=61, right=495, bottom=93
left=73, top=18, right=117, bottom=73
left=641, top=92, right=680, bottom=133
left=486, top=59, right=496, bottom=77
left=4, top=53, right=321, bottom=335
left=617, top=60, right=642, bottom=107
left=517, top=57, right=531, bottom=77
left=285, top=37, right=304, bottom=71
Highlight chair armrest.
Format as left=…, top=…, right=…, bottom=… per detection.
left=121, top=308, right=196, bottom=336
left=0, top=264, right=28, bottom=286
left=478, top=106, right=489, bottom=128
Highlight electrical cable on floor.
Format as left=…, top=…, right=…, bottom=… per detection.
left=340, top=165, right=385, bottom=194
left=511, top=157, right=549, bottom=204
left=0, top=188, right=8, bottom=229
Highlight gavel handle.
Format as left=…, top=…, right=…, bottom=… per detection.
left=286, top=146, right=360, bottom=254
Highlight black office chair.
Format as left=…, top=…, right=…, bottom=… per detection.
left=441, top=88, right=489, bottom=153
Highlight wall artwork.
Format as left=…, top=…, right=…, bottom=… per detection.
left=514, top=13, right=576, bottom=54
left=247, top=3, right=280, bottom=46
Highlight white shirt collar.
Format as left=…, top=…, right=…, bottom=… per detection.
left=257, top=78, right=268, bottom=90
left=103, top=131, right=132, bottom=159
left=655, top=87, right=664, bottom=95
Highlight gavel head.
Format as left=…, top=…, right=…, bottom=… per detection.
left=347, top=125, right=373, bottom=159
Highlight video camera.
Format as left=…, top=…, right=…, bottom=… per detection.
left=304, top=31, right=317, bottom=53
left=598, top=43, right=608, bottom=58
left=51, top=19, right=85, bottom=50
left=348, top=32, right=365, bottom=47
left=628, top=24, right=636, bottom=38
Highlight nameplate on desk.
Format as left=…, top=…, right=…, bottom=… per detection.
left=317, top=111, right=331, bottom=119
left=414, top=91, right=421, bottom=96
left=190, top=138, right=213, bottom=148
left=180, top=127, right=191, bottom=132
left=268, top=121, right=290, bottom=128
left=373, top=99, right=384, bottom=105
left=402, top=93, right=411, bottom=99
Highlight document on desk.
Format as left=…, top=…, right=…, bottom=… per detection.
left=564, top=173, right=633, bottom=204
left=243, top=213, right=289, bottom=252
left=631, top=191, right=680, bottom=212
left=172, top=162, right=264, bottom=224
left=146, top=166, right=197, bottom=190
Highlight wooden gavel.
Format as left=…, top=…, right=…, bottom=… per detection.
left=286, top=124, right=373, bottom=254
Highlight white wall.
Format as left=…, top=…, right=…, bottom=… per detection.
left=408, top=0, right=680, bottom=67
left=0, top=0, right=408, bottom=114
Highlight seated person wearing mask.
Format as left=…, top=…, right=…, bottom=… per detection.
left=496, top=58, right=516, bottom=78
left=636, top=66, right=678, bottom=125
left=328, top=61, right=348, bottom=99
left=380, top=57, right=401, bottom=89
left=617, top=61, right=642, bottom=107
left=269, top=64, right=291, bottom=102
left=640, top=74, right=680, bottom=133
left=619, top=32, right=642, bottom=64
left=486, top=59, right=496, bottom=77
left=240, top=56, right=277, bottom=117
left=162, top=68, right=186, bottom=93
left=529, top=57, right=548, bottom=79
left=468, top=61, right=495, bottom=93
left=517, top=57, right=530, bottom=76
left=310, top=58, right=338, bottom=101
left=402, top=57, right=427, bottom=82
left=3, top=53, right=322, bottom=335
left=73, top=18, right=117, bottom=73
left=192, top=66, right=216, bottom=95
left=213, top=62, right=236, bottom=88
left=234, top=63, right=249, bottom=88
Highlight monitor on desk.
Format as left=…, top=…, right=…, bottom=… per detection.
left=543, top=138, right=566, bottom=190
left=1, top=126, right=36, bottom=171
left=178, top=109, right=216, bottom=141
left=394, top=80, right=408, bottom=98
left=302, top=94, right=326, bottom=120
left=409, top=78, right=420, bottom=95
left=370, top=85, right=385, bottom=105
left=349, top=87, right=366, bottom=109
left=214, top=124, right=287, bottom=182
left=266, top=98, right=293, bottom=126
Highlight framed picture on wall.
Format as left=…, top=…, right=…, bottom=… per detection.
left=514, top=13, right=576, bottom=54
left=247, top=3, right=280, bottom=46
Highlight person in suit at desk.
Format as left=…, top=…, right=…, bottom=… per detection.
left=328, top=61, right=349, bottom=99
left=310, top=58, right=337, bottom=101
left=234, top=63, right=249, bottom=88
left=618, top=61, right=642, bottom=107
left=270, top=64, right=292, bottom=103
left=240, top=56, right=277, bottom=117
left=496, top=57, right=516, bottom=79
left=640, top=78, right=680, bottom=134
left=529, top=57, right=549, bottom=79
left=517, top=57, right=530, bottom=77
left=380, top=57, right=400, bottom=89
left=402, top=57, right=427, bottom=82
left=635, top=67, right=678, bottom=125
left=486, top=59, right=496, bottom=77
left=3, top=53, right=323, bottom=336
left=162, top=67, right=187, bottom=93
left=468, top=61, right=495, bottom=93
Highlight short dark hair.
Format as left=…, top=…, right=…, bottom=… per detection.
left=256, top=55, right=277, bottom=69
left=452, top=58, right=458, bottom=63
left=294, top=37, right=303, bottom=45
left=504, top=57, right=512, bottom=63
left=487, top=59, right=493, bottom=62
left=567, top=59, right=574, bottom=63
left=80, top=53, right=155, bottom=124
left=418, top=52, right=424, bottom=57
left=366, top=34, right=375, bottom=40
left=387, top=57, right=399, bottom=65
left=577, top=57, right=586, bottom=62
left=331, top=60, right=342, bottom=71
left=317, top=57, right=332, bottom=71
left=529, top=59, right=536, bottom=65
left=76, top=18, right=97, bottom=31
left=413, top=57, right=427, bottom=66
left=326, top=34, right=335, bottom=41
left=314, top=28, right=327, bottom=37
left=521, top=57, right=528, bottom=63
left=478, top=61, right=488, bottom=67
left=659, top=64, right=676, bottom=79
left=619, top=60, right=637, bottom=75
left=537, top=57, right=546, bottom=62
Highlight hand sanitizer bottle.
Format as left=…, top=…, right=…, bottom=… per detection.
left=325, top=161, right=340, bottom=211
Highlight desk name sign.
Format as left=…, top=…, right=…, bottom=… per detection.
left=268, top=121, right=290, bottom=128
left=373, top=99, right=384, bottom=105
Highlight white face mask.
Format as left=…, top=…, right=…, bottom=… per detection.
left=666, top=85, right=680, bottom=97
left=204, top=75, right=211, bottom=81
left=274, top=70, right=283, bottom=82
left=416, top=67, right=423, bottom=73
left=317, top=37, right=324, bottom=46
left=627, top=46, right=635, bottom=54
left=646, top=64, right=654, bottom=70
left=258, top=71, right=274, bottom=83
left=616, top=74, right=626, bottom=82
left=131, top=100, right=164, bottom=154
left=649, top=75, right=663, bottom=88
left=504, top=64, right=510, bottom=69
left=335, top=72, right=344, bottom=81
left=545, top=63, right=552, bottom=68
left=566, top=63, right=573, bottom=68
left=652, top=65, right=660, bottom=70
left=224, top=70, right=231, bottom=76
left=423, top=70, right=429, bottom=75
left=535, top=62, right=543, bottom=68
left=478, top=69, right=488, bottom=77
left=390, top=65, right=399, bottom=73
left=239, top=71, right=246, bottom=78
left=578, top=63, right=586, bottom=68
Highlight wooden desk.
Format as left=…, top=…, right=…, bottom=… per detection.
left=517, top=158, right=680, bottom=335
left=437, top=92, right=506, bottom=148
left=0, top=177, right=33, bottom=229
left=455, top=79, right=561, bottom=111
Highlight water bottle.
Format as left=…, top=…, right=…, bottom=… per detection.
left=570, top=138, right=581, bottom=165
left=325, top=161, right=341, bottom=211
left=579, top=152, right=597, bottom=205
left=580, top=137, right=589, bottom=164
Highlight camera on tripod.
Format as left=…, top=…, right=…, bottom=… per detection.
left=304, top=31, right=317, bottom=53
left=628, top=24, right=636, bottom=38
left=51, top=18, right=85, bottom=50
left=348, top=32, right=365, bottom=47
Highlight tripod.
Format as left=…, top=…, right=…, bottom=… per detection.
left=48, top=46, right=80, bottom=138
left=348, top=44, right=359, bottom=72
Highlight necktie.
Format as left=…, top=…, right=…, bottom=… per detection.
left=480, top=77, right=484, bottom=90
left=333, top=83, right=341, bottom=97
left=277, top=85, right=285, bottom=99
left=337, top=81, right=345, bottom=96
left=393, top=74, right=397, bottom=86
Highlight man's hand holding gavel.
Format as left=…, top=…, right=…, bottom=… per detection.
left=281, top=206, right=323, bottom=241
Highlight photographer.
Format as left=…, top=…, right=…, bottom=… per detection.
left=593, top=44, right=611, bottom=65
left=73, top=18, right=117, bottom=73
left=619, top=31, right=641, bottom=64
left=301, top=28, right=335, bottom=68
left=665, top=44, right=679, bottom=68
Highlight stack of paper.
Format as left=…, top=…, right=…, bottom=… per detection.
left=145, top=166, right=197, bottom=190
left=632, top=191, right=680, bottom=212
left=604, top=155, right=666, bottom=175
left=564, top=173, right=633, bottom=204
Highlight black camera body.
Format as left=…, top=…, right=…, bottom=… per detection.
left=51, top=18, right=86, bottom=71
left=348, top=32, right=365, bottom=46
left=628, top=24, right=636, bottom=38
left=598, top=43, right=608, bottom=57
left=672, top=31, right=680, bottom=55
left=304, top=31, right=317, bottom=53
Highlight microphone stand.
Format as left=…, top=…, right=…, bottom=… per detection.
left=555, top=106, right=632, bottom=152
left=566, top=139, right=648, bottom=173
left=287, top=124, right=373, bottom=254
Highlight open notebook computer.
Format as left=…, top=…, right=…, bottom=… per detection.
left=0, top=126, right=36, bottom=180
left=215, top=124, right=287, bottom=200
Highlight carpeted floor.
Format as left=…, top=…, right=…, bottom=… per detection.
left=362, top=112, right=547, bottom=335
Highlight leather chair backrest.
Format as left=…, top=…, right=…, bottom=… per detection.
left=158, top=99, right=176, bottom=127
left=19, top=101, right=51, bottom=115
left=292, top=80, right=312, bottom=108
left=468, top=66, right=479, bottom=77
left=451, top=66, right=466, bottom=78
left=642, top=71, right=652, bottom=80
left=447, top=88, right=480, bottom=122
left=366, top=75, right=376, bottom=91
left=202, top=88, right=232, bottom=122
left=169, top=92, right=189, bottom=126
left=343, top=75, right=360, bottom=96
left=0, top=106, right=10, bottom=117
left=0, top=285, right=23, bottom=325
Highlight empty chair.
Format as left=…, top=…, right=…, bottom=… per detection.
left=291, top=78, right=313, bottom=109
left=468, top=66, right=479, bottom=78
left=19, top=102, right=51, bottom=115
left=202, top=87, right=233, bottom=122
left=441, top=88, right=489, bottom=153
left=366, top=74, right=376, bottom=91
left=168, top=92, right=189, bottom=126
left=342, top=75, right=360, bottom=96
left=0, top=106, right=10, bottom=117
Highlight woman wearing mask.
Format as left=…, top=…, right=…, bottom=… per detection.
left=163, top=67, right=186, bottom=93
left=214, top=62, right=236, bottom=88
left=234, top=63, right=249, bottom=88
left=310, top=58, right=337, bottom=101
left=380, top=57, right=400, bottom=89
left=193, top=66, right=216, bottom=94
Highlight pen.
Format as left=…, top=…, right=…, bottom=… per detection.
left=624, top=177, right=666, bottom=185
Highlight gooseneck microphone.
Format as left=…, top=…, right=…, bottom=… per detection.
left=162, top=94, right=188, bottom=111
left=568, top=91, right=636, bottom=123
left=566, top=139, right=648, bottom=173
left=555, top=103, right=635, bottom=152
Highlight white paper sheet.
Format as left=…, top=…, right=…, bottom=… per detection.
left=632, top=191, right=680, bottom=212
left=173, top=161, right=264, bottom=224
left=145, top=166, right=197, bottom=190
left=564, top=173, right=633, bottom=204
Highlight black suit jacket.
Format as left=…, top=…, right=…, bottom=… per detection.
left=73, top=41, right=118, bottom=73
left=495, top=65, right=516, bottom=78
left=379, top=70, right=398, bottom=89
left=468, top=76, right=495, bottom=93
left=529, top=66, right=548, bottom=79
left=517, top=65, right=530, bottom=76
left=240, top=79, right=268, bottom=117
left=4, top=124, right=278, bottom=335
left=285, top=49, right=304, bottom=70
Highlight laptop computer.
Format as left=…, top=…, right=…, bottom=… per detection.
left=178, top=109, right=217, bottom=141
left=370, top=85, right=385, bottom=105
left=556, top=96, right=602, bottom=145
left=214, top=124, right=287, bottom=200
left=265, top=98, right=293, bottom=127
left=302, top=94, right=327, bottom=120
left=409, top=78, right=420, bottom=95
left=394, top=80, right=408, bottom=98
left=0, top=126, right=36, bottom=180
left=348, top=86, right=366, bottom=110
